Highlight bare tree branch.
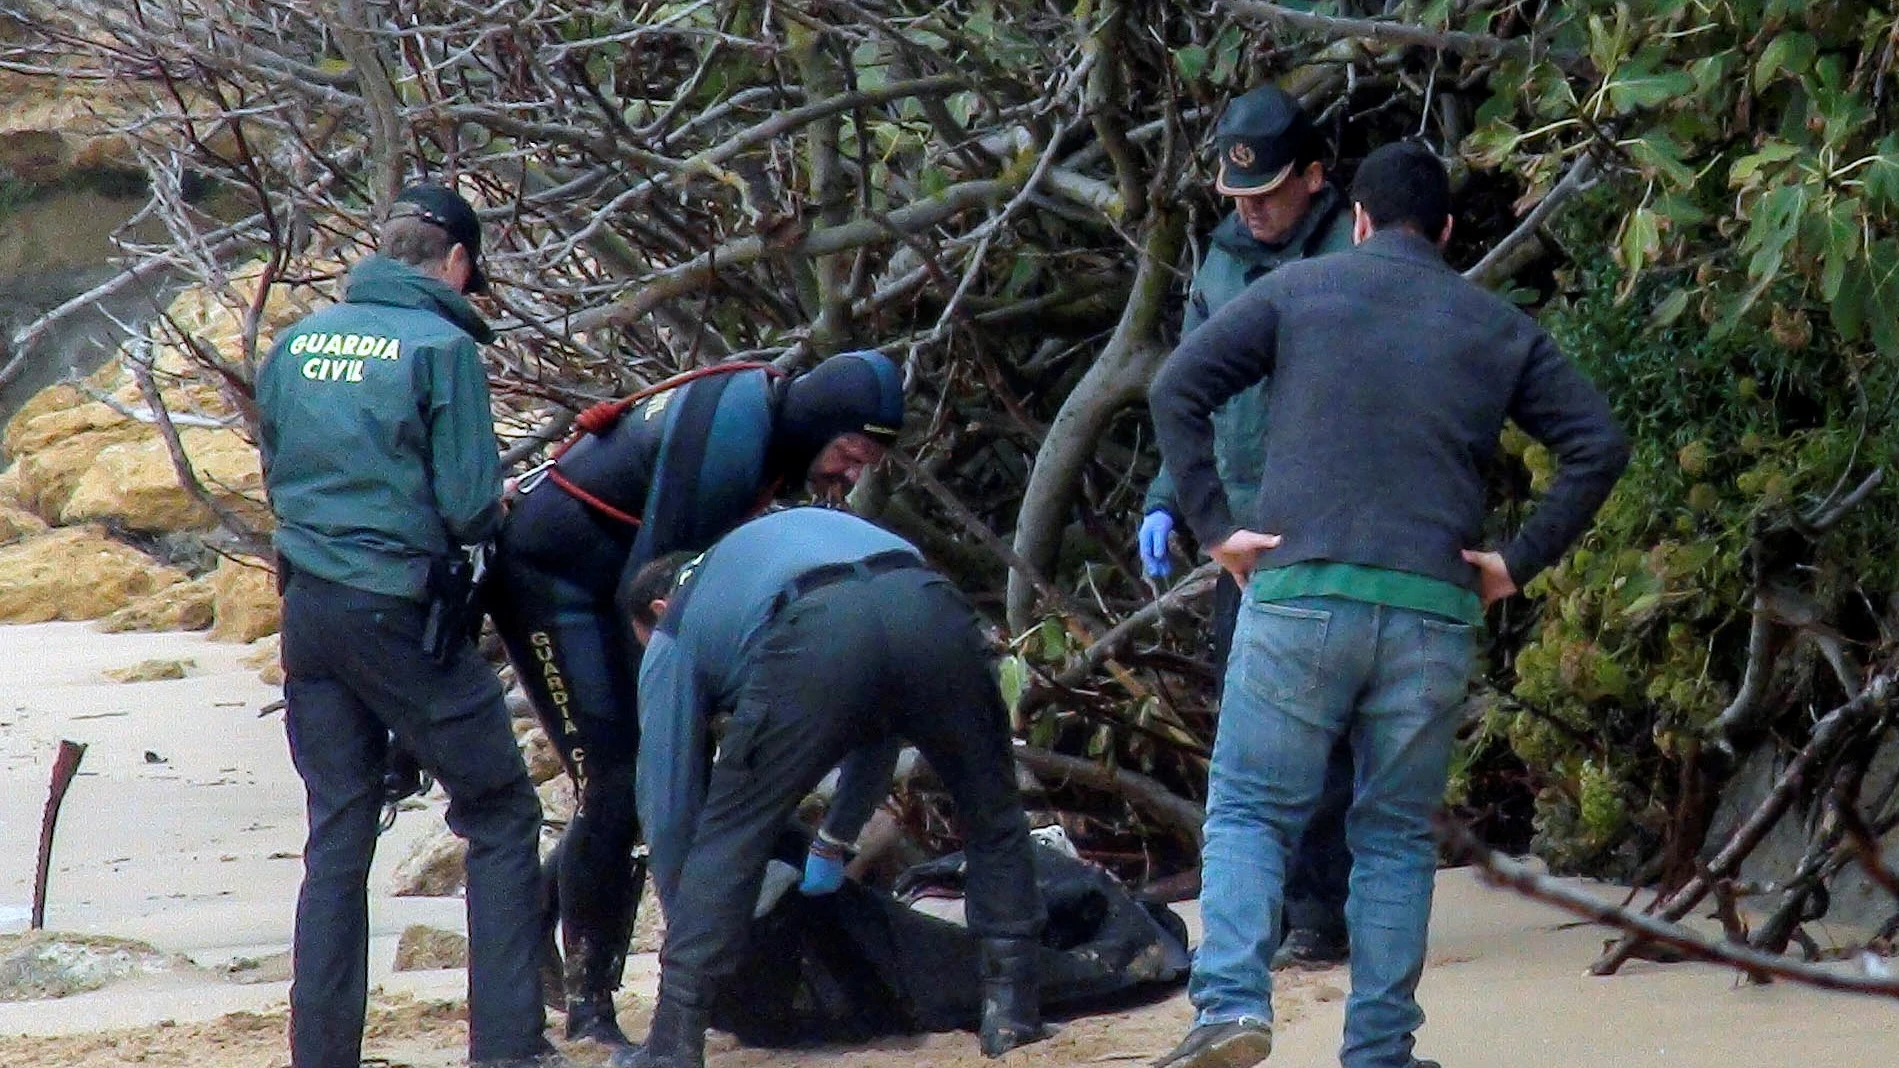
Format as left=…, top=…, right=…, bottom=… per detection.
left=1595, top=673, right=1895, bottom=975
left=1016, top=744, right=1206, bottom=849
left=1443, top=818, right=1899, bottom=998
left=124, top=338, right=271, bottom=558
left=1465, top=151, right=1600, bottom=289
left=1219, top=0, right=1586, bottom=73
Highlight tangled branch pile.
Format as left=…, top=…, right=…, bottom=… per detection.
left=6, top=0, right=1899, bottom=973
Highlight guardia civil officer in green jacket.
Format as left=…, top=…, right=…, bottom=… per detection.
left=257, top=184, right=560, bottom=1068
left=1139, top=84, right=1355, bottom=969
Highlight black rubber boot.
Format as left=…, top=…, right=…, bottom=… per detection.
left=609, top=984, right=707, bottom=1068
left=977, top=937, right=1054, bottom=1058
left=537, top=850, right=567, bottom=1012
left=566, top=990, right=633, bottom=1048
left=562, top=859, right=642, bottom=1048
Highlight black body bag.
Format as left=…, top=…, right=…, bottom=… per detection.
left=708, top=840, right=1191, bottom=1048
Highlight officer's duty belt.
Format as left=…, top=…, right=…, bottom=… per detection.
left=770, top=550, right=924, bottom=617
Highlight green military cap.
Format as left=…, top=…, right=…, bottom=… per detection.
left=1213, top=84, right=1319, bottom=196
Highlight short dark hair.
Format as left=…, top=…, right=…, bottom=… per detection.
left=1349, top=142, right=1452, bottom=238
left=620, top=550, right=698, bottom=630
left=378, top=211, right=458, bottom=269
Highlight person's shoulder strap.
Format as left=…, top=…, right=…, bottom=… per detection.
left=629, top=370, right=754, bottom=567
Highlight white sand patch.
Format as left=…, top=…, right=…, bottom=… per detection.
left=0, top=619, right=1896, bottom=1067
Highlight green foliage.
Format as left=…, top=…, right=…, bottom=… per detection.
left=1486, top=206, right=1899, bottom=872
left=1469, top=2, right=1899, bottom=357
left=1457, top=3, right=1899, bottom=869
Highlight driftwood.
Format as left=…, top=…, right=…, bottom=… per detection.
left=1015, top=743, right=1207, bottom=850
left=1591, top=673, right=1894, bottom=975
left=31, top=740, right=88, bottom=930
left=1444, top=817, right=1899, bottom=999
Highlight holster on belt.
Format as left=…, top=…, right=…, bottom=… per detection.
left=421, top=543, right=490, bottom=664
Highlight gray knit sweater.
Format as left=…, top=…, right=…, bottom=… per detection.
left=1149, top=228, right=1630, bottom=591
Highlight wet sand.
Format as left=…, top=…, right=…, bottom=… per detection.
left=2, top=621, right=1894, bottom=1067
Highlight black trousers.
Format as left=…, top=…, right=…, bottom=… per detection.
left=487, top=552, right=645, bottom=998
left=281, top=573, right=548, bottom=1068
left=659, top=568, right=1045, bottom=1004
left=1212, top=572, right=1351, bottom=942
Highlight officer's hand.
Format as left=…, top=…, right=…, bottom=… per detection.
left=800, top=842, right=849, bottom=896
left=1137, top=511, right=1176, bottom=578
left=1210, top=529, right=1282, bottom=583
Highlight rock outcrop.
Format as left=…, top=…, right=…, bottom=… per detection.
left=0, top=526, right=185, bottom=623
left=393, top=926, right=469, bottom=972
left=519, top=723, right=565, bottom=786
left=0, top=503, right=46, bottom=545
left=5, top=400, right=148, bottom=523
left=207, top=557, right=279, bottom=642
left=242, top=634, right=284, bottom=686
left=0, top=71, right=144, bottom=182
left=61, top=427, right=266, bottom=533
left=96, top=577, right=217, bottom=633
left=103, top=658, right=195, bottom=683
left=390, top=829, right=469, bottom=898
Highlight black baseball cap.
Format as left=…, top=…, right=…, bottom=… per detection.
left=393, top=183, right=489, bottom=293
left=1213, top=85, right=1320, bottom=197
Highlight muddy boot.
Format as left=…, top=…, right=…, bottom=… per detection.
left=562, top=861, right=640, bottom=1048
left=566, top=990, right=632, bottom=1049
left=538, top=850, right=566, bottom=1012
left=609, top=985, right=707, bottom=1068
left=977, top=937, right=1054, bottom=1057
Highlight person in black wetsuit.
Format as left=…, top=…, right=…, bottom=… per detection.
left=484, top=351, right=906, bottom=1048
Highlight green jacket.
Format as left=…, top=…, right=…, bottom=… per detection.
left=1145, top=185, right=1354, bottom=522
left=257, top=255, right=503, bottom=601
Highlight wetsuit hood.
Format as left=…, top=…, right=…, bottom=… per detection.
left=769, top=350, right=905, bottom=483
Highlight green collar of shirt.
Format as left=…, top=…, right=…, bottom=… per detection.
left=1249, top=561, right=1482, bottom=626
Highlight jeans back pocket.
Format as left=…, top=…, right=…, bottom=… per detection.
left=1233, top=600, right=1333, bottom=711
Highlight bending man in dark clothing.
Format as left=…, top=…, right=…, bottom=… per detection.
left=614, top=506, right=1052, bottom=1068
left=485, top=350, right=905, bottom=1047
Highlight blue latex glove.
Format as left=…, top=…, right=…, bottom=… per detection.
left=1138, top=510, right=1175, bottom=578
left=800, top=844, right=848, bottom=896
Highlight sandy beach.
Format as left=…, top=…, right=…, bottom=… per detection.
left=2, top=619, right=1895, bottom=1068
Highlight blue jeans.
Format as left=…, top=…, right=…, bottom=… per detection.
left=1189, top=596, right=1473, bottom=1068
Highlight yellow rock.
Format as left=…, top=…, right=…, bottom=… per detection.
left=242, top=635, right=284, bottom=686
left=2, top=383, right=86, bottom=459
left=0, top=527, right=184, bottom=623
left=391, top=828, right=468, bottom=897
left=519, top=723, right=564, bottom=786
left=392, top=925, right=468, bottom=972
left=208, top=556, right=280, bottom=642
left=0, top=463, right=20, bottom=506
left=0, top=503, right=47, bottom=545
left=156, top=257, right=344, bottom=371
left=9, top=406, right=147, bottom=522
left=61, top=427, right=267, bottom=533
left=538, top=772, right=576, bottom=825
left=7, top=397, right=138, bottom=457
left=95, top=577, right=216, bottom=633
left=0, top=76, right=144, bottom=180
left=103, top=657, right=195, bottom=683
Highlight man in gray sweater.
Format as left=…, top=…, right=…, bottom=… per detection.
left=1147, top=143, right=1629, bottom=1068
